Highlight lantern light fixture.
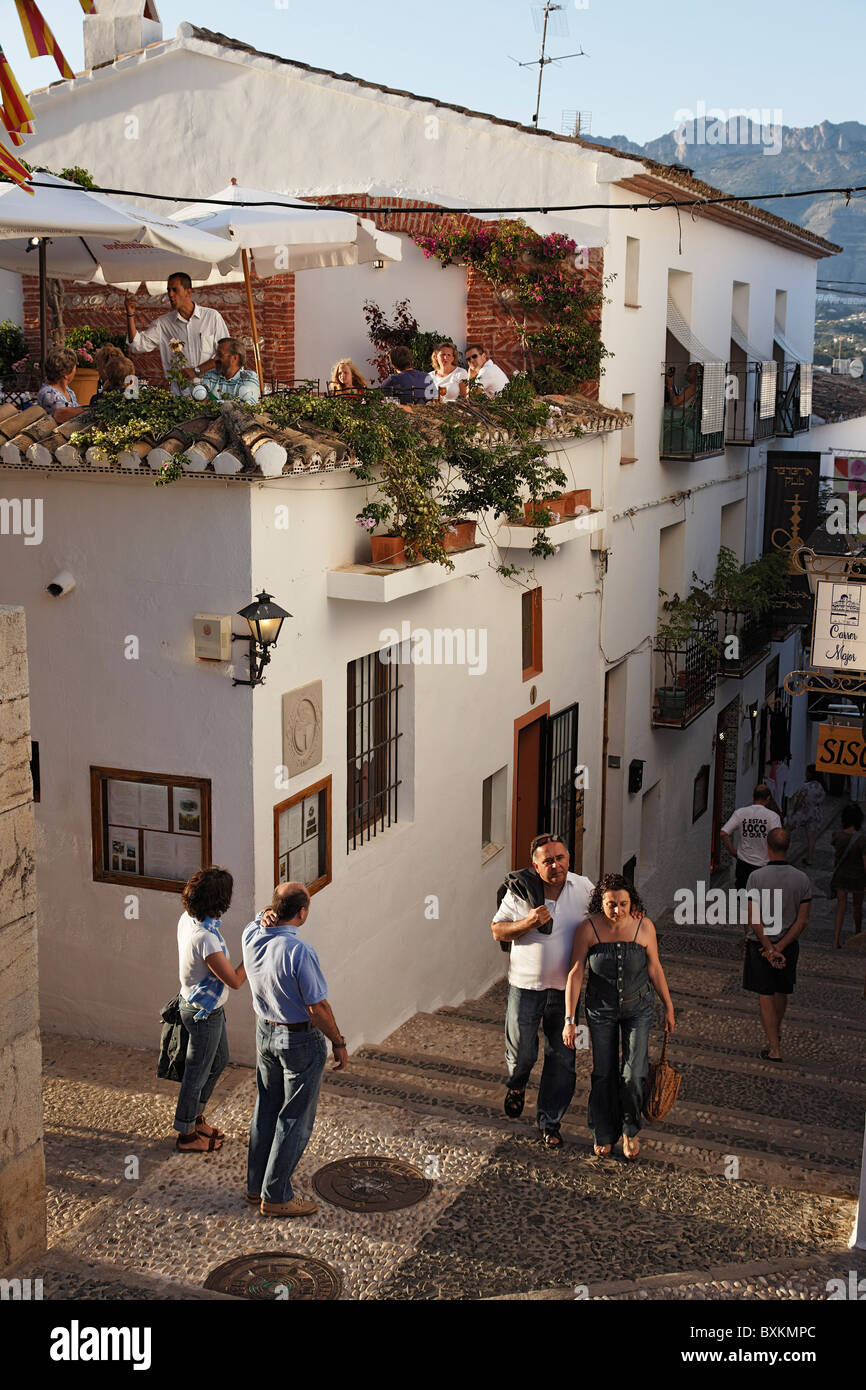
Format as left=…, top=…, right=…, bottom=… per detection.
left=232, top=590, right=291, bottom=687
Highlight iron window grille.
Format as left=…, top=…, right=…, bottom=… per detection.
left=653, top=620, right=718, bottom=728
left=347, top=650, right=403, bottom=851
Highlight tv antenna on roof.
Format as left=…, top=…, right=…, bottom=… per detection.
left=510, top=4, right=587, bottom=128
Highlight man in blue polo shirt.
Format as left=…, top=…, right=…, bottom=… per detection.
left=242, top=881, right=348, bottom=1217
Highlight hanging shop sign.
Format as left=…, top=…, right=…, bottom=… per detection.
left=816, top=723, right=866, bottom=777
left=763, top=452, right=821, bottom=625
left=811, top=579, right=866, bottom=673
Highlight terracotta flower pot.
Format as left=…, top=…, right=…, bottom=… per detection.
left=370, top=534, right=409, bottom=565
left=73, top=367, right=100, bottom=406
left=442, top=519, right=477, bottom=552
left=524, top=497, right=565, bottom=525
left=559, top=489, right=592, bottom=516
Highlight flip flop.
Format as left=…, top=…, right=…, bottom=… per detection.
left=540, top=1128, right=563, bottom=1149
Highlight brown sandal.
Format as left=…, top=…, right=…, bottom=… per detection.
left=176, top=1132, right=222, bottom=1152
left=195, top=1116, right=225, bottom=1140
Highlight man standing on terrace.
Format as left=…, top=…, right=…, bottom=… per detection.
left=125, top=272, right=229, bottom=392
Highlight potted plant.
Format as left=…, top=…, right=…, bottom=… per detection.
left=441, top=518, right=477, bottom=552
left=654, top=591, right=715, bottom=721
left=558, top=487, right=592, bottom=516
left=65, top=325, right=110, bottom=405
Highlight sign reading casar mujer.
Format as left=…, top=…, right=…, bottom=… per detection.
left=811, top=580, right=866, bottom=672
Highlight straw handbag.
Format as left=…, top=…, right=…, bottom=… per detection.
left=642, top=1031, right=682, bottom=1122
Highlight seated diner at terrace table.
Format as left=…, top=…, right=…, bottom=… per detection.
left=378, top=345, right=436, bottom=404
left=201, top=338, right=261, bottom=404
left=430, top=342, right=468, bottom=401
left=36, top=347, right=85, bottom=423
left=330, top=358, right=369, bottom=397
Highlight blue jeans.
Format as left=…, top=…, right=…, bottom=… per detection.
left=173, top=1002, right=229, bottom=1133
left=585, top=988, right=654, bottom=1145
left=247, top=1021, right=328, bottom=1203
left=504, top=985, right=576, bottom=1130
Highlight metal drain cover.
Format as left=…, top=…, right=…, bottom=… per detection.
left=203, top=1252, right=342, bottom=1300
left=312, top=1155, right=432, bottom=1211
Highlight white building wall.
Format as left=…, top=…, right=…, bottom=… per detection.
left=293, top=241, right=468, bottom=388
left=0, top=271, right=23, bottom=329
left=0, top=476, right=255, bottom=1055
left=0, top=436, right=606, bottom=1058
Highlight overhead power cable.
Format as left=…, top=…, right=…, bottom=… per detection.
left=17, top=176, right=866, bottom=221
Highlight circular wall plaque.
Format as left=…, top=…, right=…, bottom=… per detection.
left=203, top=1252, right=342, bottom=1300
left=313, top=1156, right=432, bottom=1212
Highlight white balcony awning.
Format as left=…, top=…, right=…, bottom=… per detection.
left=773, top=321, right=810, bottom=363
left=666, top=297, right=725, bottom=434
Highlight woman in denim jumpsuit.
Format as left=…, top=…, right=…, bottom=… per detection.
left=562, top=875, right=675, bottom=1159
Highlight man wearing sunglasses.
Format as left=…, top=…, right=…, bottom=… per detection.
left=464, top=343, right=509, bottom=398
left=491, top=833, right=593, bottom=1148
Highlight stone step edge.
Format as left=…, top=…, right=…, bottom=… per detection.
left=485, top=1249, right=863, bottom=1301
left=439, top=995, right=866, bottom=1034
left=352, top=1045, right=865, bottom=1153
left=324, top=1071, right=860, bottom=1190
left=8, top=1247, right=242, bottom=1300
left=385, top=1018, right=866, bottom=1090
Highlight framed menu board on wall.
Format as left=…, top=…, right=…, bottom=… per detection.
left=91, top=766, right=211, bottom=892
left=273, top=775, right=331, bottom=897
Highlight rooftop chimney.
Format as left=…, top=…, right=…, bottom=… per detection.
left=83, top=1, right=162, bottom=70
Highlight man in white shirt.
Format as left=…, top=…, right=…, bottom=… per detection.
left=721, top=784, right=782, bottom=891
left=491, top=833, right=593, bottom=1147
left=465, top=343, right=509, bottom=398
left=125, top=272, right=229, bottom=392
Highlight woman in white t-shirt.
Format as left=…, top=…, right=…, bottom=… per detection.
left=430, top=342, right=468, bottom=401
left=174, top=867, right=247, bottom=1152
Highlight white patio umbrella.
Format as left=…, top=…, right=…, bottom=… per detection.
left=0, top=174, right=240, bottom=365
left=172, top=181, right=402, bottom=390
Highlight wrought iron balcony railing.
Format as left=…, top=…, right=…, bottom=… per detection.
left=774, top=362, right=811, bottom=436
left=652, top=620, right=718, bottom=728
left=725, top=361, right=777, bottom=445
left=660, top=363, right=726, bottom=461
left=717, top=609, right=771, bottom=678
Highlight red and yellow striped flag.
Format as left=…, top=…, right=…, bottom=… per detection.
left=0, top=104, right=32, bottom=147
left=0, top=47, right=35, bottom=134
left=0, top=136, right=33, bottom=191
left=79, top=1, right=97, bottom=14
left=14, top=1, right=75, bottom=80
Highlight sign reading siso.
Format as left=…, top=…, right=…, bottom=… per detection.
left=811, top=580, right=866, bottom=672
left=816, top=723, right=866, bottom=778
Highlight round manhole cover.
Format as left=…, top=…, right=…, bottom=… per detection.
left=312, top=1155, right=432, bottom=1211
left=203, top=1252, right=342, bottom=1300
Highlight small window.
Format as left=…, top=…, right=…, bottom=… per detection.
left=521, top=588, right=543, bottom=680
left=693, top=765, right=710, bottom=822
left=482, top=766, right=507, bottom=864
left=30, top=741, right=40, bottom=803
left=347, top=650, right=403, bottom=850
left=621, top=393, right=636, bottom=463
left=90, top=767, right=211, bottom=891
left=625, top=237, right=640, bottom=307
left=274, top=776, right=331, bottom=896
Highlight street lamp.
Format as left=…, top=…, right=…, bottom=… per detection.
left=232, top=591, right=290, bottom=687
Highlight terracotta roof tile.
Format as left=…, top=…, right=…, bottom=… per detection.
left=811, top=371, right=866, bottom=423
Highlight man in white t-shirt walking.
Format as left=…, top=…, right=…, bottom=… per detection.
left=491, top=833, right=593, bottom=1148
left=721, top=784, right=782, bottom=891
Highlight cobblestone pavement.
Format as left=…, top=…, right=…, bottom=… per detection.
left=11, top=804, right=866, bottom=1300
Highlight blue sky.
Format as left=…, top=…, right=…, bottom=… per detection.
left=5, top=0, right=863, bottom=146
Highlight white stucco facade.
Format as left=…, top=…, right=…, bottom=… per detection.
left=0, top=18, right=843, bottom=1051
